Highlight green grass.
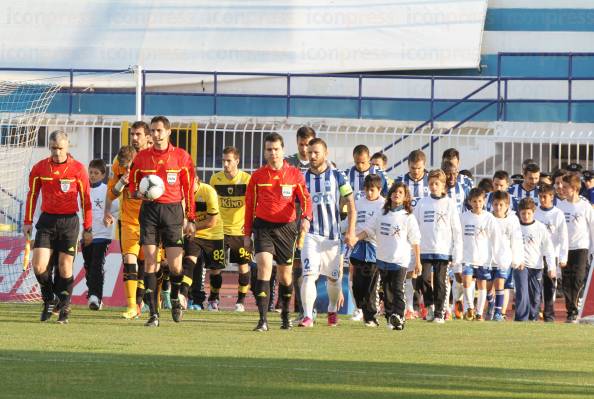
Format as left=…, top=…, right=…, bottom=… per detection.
left=1, top=304, right=593, bottom=399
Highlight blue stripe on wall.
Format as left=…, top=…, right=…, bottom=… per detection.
left=486, top=9, right=594, bottom=32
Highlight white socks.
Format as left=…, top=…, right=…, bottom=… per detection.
left=444, top=277, right=451, bottom=311
left=463, top=285, right=474, bottom=310
left=301, top=275, right=318, bottom=319
left=453, top=280, right=464, bottom=303
left=405, top=278, right=414, bottom=311
left=327, top=278, right=342, bottom=313
left=476, top=288, right=487, bottom=316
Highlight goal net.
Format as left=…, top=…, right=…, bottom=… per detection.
left=0, top=80, right=60, bottom=302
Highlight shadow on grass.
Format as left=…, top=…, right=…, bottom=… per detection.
left=0, top=350, right=592, bottom=399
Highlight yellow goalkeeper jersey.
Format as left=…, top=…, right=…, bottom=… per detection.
left=194, top=183, right=224, bottom=240
left=209, top=170, right=251, bottom=236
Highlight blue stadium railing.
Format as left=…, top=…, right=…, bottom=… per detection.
left=2, top=52, right=593, bottom=122
left=2, top=52, right=594, bottom=174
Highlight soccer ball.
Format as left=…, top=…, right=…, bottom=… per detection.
left=139, top=175, right=165, bottom=200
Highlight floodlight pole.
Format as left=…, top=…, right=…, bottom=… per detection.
left=133, top=65, right=143, bottom=120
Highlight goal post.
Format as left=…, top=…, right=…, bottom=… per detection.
left=0, top=80, right=60, bottom=302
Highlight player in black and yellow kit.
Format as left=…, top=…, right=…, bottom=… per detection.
left=210, top=146, right=252, bottom=312
left=180, top=178, right=226, bottom=311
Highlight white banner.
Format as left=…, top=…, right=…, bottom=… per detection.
left=1, top=0, right=487, bottom=83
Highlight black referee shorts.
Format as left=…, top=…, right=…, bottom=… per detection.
left=225, top=235, right=252, bottom=265
left=140, top=201, right=184, bottom=248
left=34, top=213, right=79, bottom=256
left=253, top=218, right=298, bottom=266
left=184, top=236, right=225, bottom=270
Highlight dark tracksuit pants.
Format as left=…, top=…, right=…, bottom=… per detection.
left=513, top=267, right=543, bottom=321
left=542, top=258, right=557, bottom=322
left=562, top=249, right=589, bottom=318
left=82, top=240, right=111, bottom=301
left=379, top=266, right=408, bottom=319
left=420, top=259, right=449, bottom=318
left=351, top=258, right=379, bottom=322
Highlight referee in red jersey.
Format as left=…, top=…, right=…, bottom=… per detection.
left=244, top=132, right=312, bottom=331
left=129, top=116, right=196, bottom=327
left=24, top=131, right=92, bottom=324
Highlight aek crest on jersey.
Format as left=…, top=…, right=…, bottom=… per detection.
left=59, top=179, right=71, bottom=192
left=227, top=186, right=234, bottom=195
left=167, top=172, right=177, bottom=185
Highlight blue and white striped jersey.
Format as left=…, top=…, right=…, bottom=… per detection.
left=509, top=183, right=540, bottom=206
left=285, top=153, right=310, bottom=176
left=447, top=181, right=471, bottom=213
left=396, top=171, right=430, bottom=208
left=345, top=165, right=389, bottom=201
left=458, top=174, right=474, bottom=191
left=485, top=191, right=519, bottom=212
left=305, top=166, right=353, bottom=240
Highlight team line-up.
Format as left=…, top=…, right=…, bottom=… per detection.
left=23, top=116, right=594, bottom=331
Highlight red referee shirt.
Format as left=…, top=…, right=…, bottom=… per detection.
left=244, top=160, right=312, bottom=236
left=129, top=143, right=196, bottom=221
left=25, top=155, right=92, bottom=230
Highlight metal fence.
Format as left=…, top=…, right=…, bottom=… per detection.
left=31, top=117, right=592, bottom=183
left=2, top=53, right=594, bottom=125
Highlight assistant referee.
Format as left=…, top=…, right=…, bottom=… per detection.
left=24, top=130, right=92, bottom=324
left=244, top=132, right=312, bottom=332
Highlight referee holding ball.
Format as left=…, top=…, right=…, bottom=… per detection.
left=129, top=116, right=196, bottom=327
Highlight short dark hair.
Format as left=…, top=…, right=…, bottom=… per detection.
left=511, top=174, right=524, bottom=184
left=522, top=158, right=536, bottom=169
left=478, top=178, right=493, bottom=193
left=408, top=150, right=426, bottom=163
left=296, top=126, right=316, bottom=140
left=364, top=174, right=382, bottom=190
left=518, top=197, right=536, bottom=211
left=150, top=115, right=170, bottom=129
left=539, top=184, right=556, bottom=196
left=131, top=121, right=150, bottom=134
left=264, top=132, right=284, bottom=147
left=353, top=144, right=369, bottom=157
left=371, top=152, right=387, bottom=164
left=117, top=145, right=136, bottom=165
left=442, top=148, right=460, bottom=162
left=467, top=187, right=485, bottom=201
left=308, top=137, right=327, bottom=150
left=552, top=168, right=567, bottom=181
left=223, top=146, right=240, bottom=159
left=492, top=190, right=510, bottom=204
left=89, top=159, right=107, bottom=175
left=492, top=170, right=510, bottom=182
left=523, top=163, right=540, bottom=175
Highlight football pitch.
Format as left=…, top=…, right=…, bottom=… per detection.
left=1, top=304, right=593, bottom=399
